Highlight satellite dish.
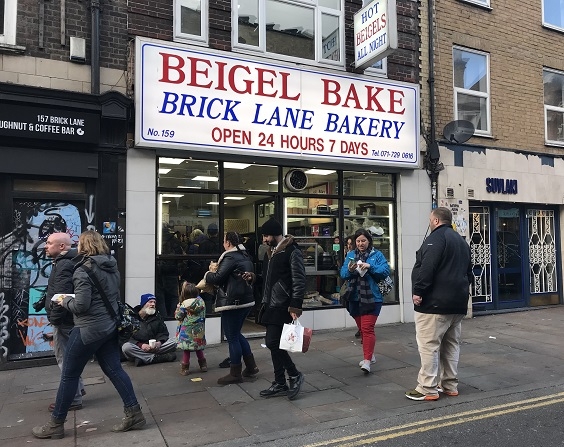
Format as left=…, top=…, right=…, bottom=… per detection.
left=284, top=169, right=308, bottom=192
left=443, top=120, right=475, bottom=144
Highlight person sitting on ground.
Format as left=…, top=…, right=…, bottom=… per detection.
left=122, top=293, right=177, bottom=366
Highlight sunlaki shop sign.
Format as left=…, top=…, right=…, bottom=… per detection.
left=135, top=37, right=419, bottom=168
left=0, top=104, right=100, bottom=144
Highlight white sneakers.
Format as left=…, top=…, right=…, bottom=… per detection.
left=358, top=354, right=376, bottom=367
left=360, top=360, right=371, bottom=373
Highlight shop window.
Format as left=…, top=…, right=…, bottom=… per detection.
left=158, top=158, right=218, bottom=189
left=282, top=167, right=338, bottom=194
left=234, top=0, right=344, bottom=66
left=453, top=46, right=490, bottom=135
left=343, top=171, right=394, bottom=197
left=223, top=163, right=278, bottom=191
left=174, top=0, right=208, bottom=45
left=543, top=68, right=564, bottom=145
left=0, top=0, right=17, bottom=45
left=543, top=0, right=564, bottom=31
left=527, top=209, right=557, bottom=294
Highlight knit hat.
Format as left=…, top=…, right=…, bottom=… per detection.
left=261, top=218, right=283, bottom=236
left=140, top=293, right=156, bottom=307
left=207, top=222, right=218, bottom=235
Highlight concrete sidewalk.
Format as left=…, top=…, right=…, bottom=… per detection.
left=2, top=306, right=564, bottom=446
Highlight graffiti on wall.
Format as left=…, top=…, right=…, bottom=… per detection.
left=0, top=201, right=85, bottom=360
left=440, top=199, right=468, bottom=238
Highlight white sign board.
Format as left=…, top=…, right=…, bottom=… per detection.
left=354, top=0, right=398, bottom=70
left=135, top=37, right=419, bottom=168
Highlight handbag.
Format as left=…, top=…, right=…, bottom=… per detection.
left=339, top=280, right=352, bottom=307
left=377, top=275, right=394, bottom=296
left=80, top=264, right=141, bottom=343
left=279, top=318, right=311, bottom=353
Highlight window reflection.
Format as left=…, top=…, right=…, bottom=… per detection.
left=266, top=0, right=314, bottom=59
left=180, top=0, right=202, bottom=36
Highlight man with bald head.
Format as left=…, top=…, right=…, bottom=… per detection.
left=45, top=232, right=85, bottom=411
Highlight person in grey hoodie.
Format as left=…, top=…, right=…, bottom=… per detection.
left=33, top=230, right=145, bottom=440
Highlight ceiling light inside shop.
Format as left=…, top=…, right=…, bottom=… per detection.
left=160, top=158, right=186, bottom=165
left=162, top=194, right=184, bottom=198
left=162, top=200, right=171, bottom=203
left=177, top=186, right=201, bottom=189
left=304, top=169, right=336, bottom=175
left=249, top=189, right=269, bottom=192
left=207, top=202, right=220, bottom=205
left=159, top=168, right=171, bottom=174
left=269, top=180, right=278, bottom=185
left=192, top=176, right=219, bottom=182
left=225, top=196, right=246, bottom=200
left=224, top=162, right=251, bottom=169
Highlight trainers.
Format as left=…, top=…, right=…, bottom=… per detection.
left=219, top=357, right=230, bottom=368
left=437, top=386, right=458, bottom=396
left=405, top=389, right=439, bottom=401
left=260, top=381, right=289, bottom=398
left=358, top=354, right=376, bottom=367
left=360, top=360, right=371, bottom=374
left=287, top=372, right=304, bottom=401
left=354, top=330, right=361, bottom=338
left=48, top=402, right=82, bottom=412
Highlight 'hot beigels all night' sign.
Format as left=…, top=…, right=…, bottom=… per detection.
left=135, top=37, right=419, bottom=168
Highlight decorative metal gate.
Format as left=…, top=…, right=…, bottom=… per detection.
left=469, top=206, right=492, bottom=305
left=527, top=209, right=557, bottom=294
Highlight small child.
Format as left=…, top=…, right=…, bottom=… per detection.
left=175, top=282, right=207, bottom=376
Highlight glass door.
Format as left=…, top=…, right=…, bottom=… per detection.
left=494, top=207, right=526, bottom=307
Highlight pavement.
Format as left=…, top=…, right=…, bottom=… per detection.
left=2, top=306, right=564, bottom=446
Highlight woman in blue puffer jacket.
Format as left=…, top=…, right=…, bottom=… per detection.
left=340, top=228, right=390, bottom=374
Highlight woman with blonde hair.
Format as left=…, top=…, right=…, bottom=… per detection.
left=33, top=230, right=145, bottom=439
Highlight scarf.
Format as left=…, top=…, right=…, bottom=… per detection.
left=348, top=249, right=376, bottom=315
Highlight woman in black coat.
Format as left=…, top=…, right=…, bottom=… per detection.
left=204, top=231, right=258, bottom=384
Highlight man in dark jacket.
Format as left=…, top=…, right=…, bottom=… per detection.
left=121, top=293, right=177, bottom=366
left=44, top=232, right=84, bottom=411
left=257, top=218, right=306, bottom=400
left=406, top=207, right=472, bottom=401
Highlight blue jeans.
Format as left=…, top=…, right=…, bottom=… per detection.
left=221, top=307, right=252, bottom=365
left=52, top=327, right=138, bottom=420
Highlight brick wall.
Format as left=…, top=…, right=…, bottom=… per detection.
left=428, top=0, right=564, bottom=154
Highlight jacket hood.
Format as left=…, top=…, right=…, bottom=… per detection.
left=87, top=254, right=118, bottom=273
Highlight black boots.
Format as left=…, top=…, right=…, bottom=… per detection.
left=111, top=404, right=146, bottom=432
left=32, top=416, right=66, bottom=439
left=151, top=352, right=177, bottom=364
left=198, top=358, right=208, bottom=372
left=242, top=354, right=259, bottom=377
left=217, top=364, right=243, bottom=385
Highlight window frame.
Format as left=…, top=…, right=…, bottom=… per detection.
left=0, top=0, right=17, bottom=45
left=232, top=0, right=345, bottom=68
left=452, top=46, right=491, bottom=136
left=173, top=0, right=209, bottom=46
left=459, top=0, right=491, bottom=8
left=543, top=67, right=564, bottom=146
left=542, top=0, right=564, bottom=32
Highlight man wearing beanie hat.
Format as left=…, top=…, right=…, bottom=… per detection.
left=256, top=218, right=306, bottom=400
left=122, top=293, right=177, bottom=366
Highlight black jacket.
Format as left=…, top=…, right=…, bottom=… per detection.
left=205, top=247, right=254, bottom=310
left=259, top=236, right=306, bottom=326
left=411, top=224, right=472, bottom=315
left=128, top=306, right=169, bottom=345
left=45, top=248, right=78, bottom=327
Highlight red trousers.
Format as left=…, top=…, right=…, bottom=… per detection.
left=354, top=314, right=378, bottom=361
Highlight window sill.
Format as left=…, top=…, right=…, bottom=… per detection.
left=0, top=43, right=26, bottom=54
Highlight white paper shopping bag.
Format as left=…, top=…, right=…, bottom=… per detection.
left=279, top=320, right=304, bottom=353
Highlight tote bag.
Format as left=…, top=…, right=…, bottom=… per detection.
left=279, top=319, right=312, bottom=353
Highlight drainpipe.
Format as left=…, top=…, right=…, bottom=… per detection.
left=426, top=0, right=442, bottom=209
left=91, top=0, right=100, bottom=95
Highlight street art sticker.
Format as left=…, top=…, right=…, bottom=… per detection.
left=0, top=201, right=83, bottom=360
left=440, top=199, right=468, bottom=238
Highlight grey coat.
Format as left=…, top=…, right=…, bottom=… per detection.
left=62, top=254, right=119, bottom=345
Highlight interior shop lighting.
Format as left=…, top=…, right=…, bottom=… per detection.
left=224, top=162, right=251, bottom=169
left=207, top=202, right=220, bottom=205
left=304, top=169, right=336, bottom=175
left=192, top=176, right=219, bottom=181
left=161, top=194, right=184, bottom=198
left=225, top=196, right=246, bottom=200
left=162, top=200, right=171, bottom=203
left=249, top=189, right=269, bottom=192
left=158, top=168, right=171, bottom=174
left=159, top=158, right=186, bottom=165
left=177, top=186, right=201, bottom=189
left=269, top=180, right=278, bottom=185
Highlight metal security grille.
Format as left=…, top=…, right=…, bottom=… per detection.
left=527, top=209, right=557, bottom=294
left=470, top=206, right=492, bottom=304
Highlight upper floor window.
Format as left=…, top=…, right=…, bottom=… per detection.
left=234, top=0, right=344, bottom=66
left=174, top=0, right=208, bottom=45
left=544, top=69, right=564, bottom=145
left=0, top=0, right=17, bottom=45
left=543, top=0, right=564, bottom=31
left=461, top=0, right=490, bottom=7
left=453, top=46, right=490, bottom=135
left=361, top=0, right=386, bottom=76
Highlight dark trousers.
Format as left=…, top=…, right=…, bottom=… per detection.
left=52, top=328, right=138, bottom=420
left=221, top=307, right=252, bottom=365
left=265, top=324, right=299, bottom=385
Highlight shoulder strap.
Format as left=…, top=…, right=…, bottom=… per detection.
left=80, top=264, right=118, bottom=319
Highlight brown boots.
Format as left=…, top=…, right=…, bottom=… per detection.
left=242, top=354, right=259, bottom=377
left=32, top=416, right=65, bottom=439
left=198, top=358, right=208, bottom=372
left=111, top=404, right=146, bottom=432
left=217, top=364, right=243, bottom=385
left=180, top=358, right=207, bottom=376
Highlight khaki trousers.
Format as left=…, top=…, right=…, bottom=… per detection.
left=414, top=312, right=465, bottom=395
